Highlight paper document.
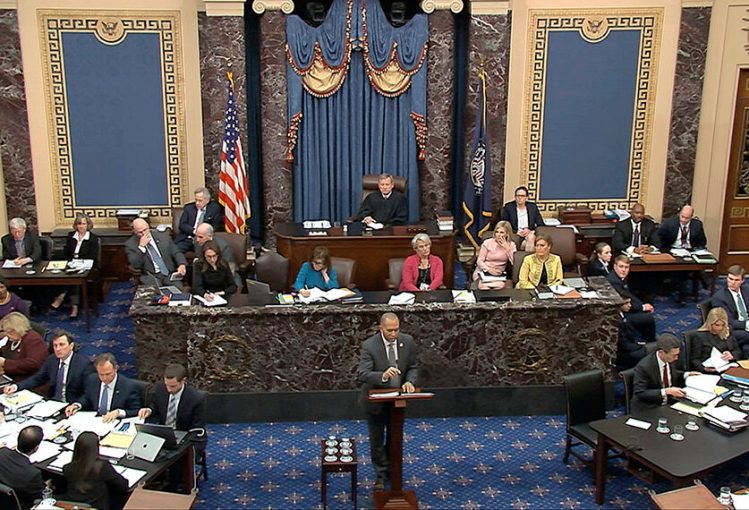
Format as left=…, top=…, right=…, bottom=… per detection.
left=543, top=218, right=561, bottom=226
left=0, top=389, right=44, bottom=411
left=671, top=401, right=703, bottom=416
left=63, top=411, right=119, bottom=436
left=1, top=260, right=21, bottom=268
left=625, top=418, right=651, bottom=430
left=550, top=284, right=575, bottom=295
left=703, top=405, right=748, bottom=424
left=29, top=440, right=61, bottom=463
left=580, top=291, right=599, bottom=299
left=101, top=431, right=135, bottom=449
left=369, top=391, right=401, bottom=399
left=388, top=293, right=415, bottom=305
left=45, top=260, right=67, bottom=270
left=683, top=373, right=721, bottom=404
left=48, top=450, right=73, bottom=470
left=302, top=220, right=332, bottom=229
left=564, top=278, right=586, bottom=289
left=0, top=336, right=7, bottom=349
left=732, top=493, right=749, bottom=510
left=68, top=259, right=93, bottom=271
left=114, top=466, right=148, bottom=488
left=194, top=294, right=228, bottom=307
left=26, top=399, right=67, bottom=419
left=367, top=222, right=384, bottom=230
left=298, top=287, right=355, bottom=304
left=702, top=347, right=738, bottom=372
left=670, top=248, right=691, bottom=257
left=479, top=271, right=506, bottom=283
left=452, top=290, right=476, bottom=304
left=99, top=446, right=128, bottom=459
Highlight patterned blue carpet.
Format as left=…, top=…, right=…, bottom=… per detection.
left=28, top=278, right=735, bottom=509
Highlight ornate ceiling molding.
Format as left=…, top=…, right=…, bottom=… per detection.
left=252, top=0, right=294, bottom=15
left=420, top=0, right=464, bottom=13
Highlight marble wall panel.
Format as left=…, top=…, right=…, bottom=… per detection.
left=0, top=11, right=37, bottom=229
left=422, top=12, right=454, bottom=218
left=198, top=13, right=248, bottom=197
left=663, top=7, right=710, bottom=219
left=466, top=14, right=511, bottom=215
left=131, top=281, right=621, bottom=393
left=259, top=11, right=292, bottom=248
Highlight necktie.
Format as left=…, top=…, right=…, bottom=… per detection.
left=737, top=292, right=748, bottom=322
left=54, top=361, right=65, bottom=401
left=14, top=240, right=24, bottom=258
left=166, top=395, right=178, bottom=428
left=387, top=342, right=400, bottom=388
left=632, top=224, right=640, bottom=247
left=146, top=241, right=169, bottom=275
left=662, top=363, right=669, bottom=388
left=196, top=208, right=205, bottom=225
left=680, top=225, right=689, bottom=246
left=98, top=384, right=109, bottom=415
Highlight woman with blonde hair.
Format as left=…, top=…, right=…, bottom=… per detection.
left=516, top=233, right=563, bottom=289
left=472, top=221, right=517, bottom=290
left=688, top=307, right=742, bottom=372
left=0, top=312, right=47, bottom=381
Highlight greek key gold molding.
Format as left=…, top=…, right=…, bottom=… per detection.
left=203, top=0, right=246, bottom=17
left=521, top=8, right=662, bottom=214
left=420, top=0, right=464, bottom=14
left=38, top=10, right=188, bottom=224
left=251, top=0, right=294, bottom=15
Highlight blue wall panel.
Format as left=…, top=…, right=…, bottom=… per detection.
left=539, top=30, right=639, bottom=201
left=62, top=32, right=168, bottom=206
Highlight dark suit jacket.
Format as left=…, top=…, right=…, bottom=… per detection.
left=357, top=333, right=418, bottom=415
left=176, top=201, right=225, bottom=245
left=0, top=447, right=44, bottom=509
left=655, top=216, right=707, bottom=250
left=63, top=231, right=100, bottom=265
left=632, top=351, right=684, bottom=414
left=62, top=459, right=128, bottom=510
left=146, top=382, right=207, bottom=432
left=612, top=218, right=656, bottom=254
left=687, top=330, right=742, bottom=372
left=711, top=285, right=749, bottom=332
left=500, top=201, right=544, bottom=233
left=125, top=231, right=187, bottom=276
left=1, top=231, right=42, bottom=262
left=607, top=272, right=644, bottom=312
left=18, top=351, right=95, bottom=403
left=587, top=258, right=610, bottom=277
left=77, top=373, right=141, bottom=417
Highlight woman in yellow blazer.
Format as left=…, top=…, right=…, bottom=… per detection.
left=516, top=233, right=563, bottom=289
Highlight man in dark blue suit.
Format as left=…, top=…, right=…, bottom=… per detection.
left=500, top=186, right=544, bottom=250
left=655, top=205, right=707, bottom=251
left=4, top=331, right=94, bottom=403
left=358, top=313, right=418, bottom=490
left=631, top=334, right=685, bottom=416
left=65, top=353, right=141, bottom=422
left=138, top=363, right=206, bottom=434
left=175, top=187, right=225, bottom=252
left=711, top=265, right=749, bottom=353
left=1, top=217, right=42, bottom=265
left=0, top=425, right=44, bottom=509
left=608, top=256, right=656, bottom=342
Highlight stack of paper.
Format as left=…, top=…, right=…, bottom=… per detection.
left=26, top=399, right=67, bottom=419
left=702, top=346, right=738, bottom=372
left=68, top=259, right=94, bottom=271
left=298, top=287, right=355, bottom=304
left=0, top=389, right=44, bottom=412
left=478, top=271, right=505, bottom=283
left=452, top=290, right=476, bottom=304
left=62, top=411, right=119, bottom=436
left=28, top=441, right=61, bottom=463
left=388, top=293, right=415, bottom=305
left=114, top=466, right=148, bottom=488
left=702, top=405, right=749, bottom=431
left=683, top=374, right=721, bottom=405
left=47, top=450, right=73, bottom=471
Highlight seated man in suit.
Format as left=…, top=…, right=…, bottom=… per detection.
left=655, top=204, right=708, bottom=303
left=126, top=218, right=187, bottom=289
left=1, top=217, right=42, bottom=266
left=65, top=353, right=141, bottom=422
left=631, top=334, right=686, bottom=415
left=608, top=256, right=656, bottom=342
left=612, top=203, right=656, bottom=256
left=138, top=363, right=206, bottom=442
left=616, top=303, right=651, bottom=370
left=357, top=312, right=418, bottom=490
left=712, top=265, right=749, bottom=354
left=4, top=330, right=95, bottom=403
left=0, top=425, right=45, bottom=509
left=500, top=186, right=544, bottom=250
left=193, top=223, right=235, bottom=264
left=354, top=174, right=407, bottom=226
left=175, top=187, right=225, bottom=252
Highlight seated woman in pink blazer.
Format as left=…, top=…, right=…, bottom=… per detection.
left=399, top=233, right=444, bottom=292
left=472, top=220, right=517, bottom=290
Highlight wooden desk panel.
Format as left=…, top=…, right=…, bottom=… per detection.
left=275, top=222, right=456, bottom=291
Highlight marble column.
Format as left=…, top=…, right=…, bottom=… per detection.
left=0, top=11, right=37, bottom=228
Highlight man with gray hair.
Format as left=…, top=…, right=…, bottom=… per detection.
left=193, top=223, right=235, bottom=264
left=175, top=186, right=225, bottom=252
left=354, top=174, right=407, bottom=226
left=1, top=217, right=42, bottom=266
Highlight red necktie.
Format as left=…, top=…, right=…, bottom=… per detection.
left=680, top=226, right=688, bottom=245
left=662, top=363, right=669, bottom=388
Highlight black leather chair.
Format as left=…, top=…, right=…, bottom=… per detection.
left=38, top=236, right=54, bottom=260
left=619, top=368, right=635, bottom=416
left=360, top=174, right=407, bottom=203
left=331, top=257, right=356, bottom=289
left=386, top=258, right=405, bottom=290
left=132, top=379, right=151, bottom=408
left=0, top=481, right=22, bottom=510
left=562, top=369, right=620, bottom=468
left=511, top=251, right=531, bottom=287
left=255, top=251, right=289, bottom=292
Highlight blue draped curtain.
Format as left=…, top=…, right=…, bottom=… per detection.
left=286, top=0, right=427, bottom=223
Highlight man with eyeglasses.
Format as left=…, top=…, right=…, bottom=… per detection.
left=500, top=186, right=545, bottom=250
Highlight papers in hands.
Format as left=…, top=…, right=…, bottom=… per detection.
left=478, top=271, right=506, bottom=283
left=683, top=373, right=721, bottom=405
left=367, top=222, right=384, bottom=230
left=702, top=347, right=738, bottom=372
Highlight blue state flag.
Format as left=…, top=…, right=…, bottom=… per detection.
left=461, top=70, right=492, bottom=250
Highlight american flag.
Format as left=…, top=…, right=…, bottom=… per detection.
left=218, top=71, right=251, bottom=234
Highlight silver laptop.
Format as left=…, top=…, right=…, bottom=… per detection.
left=129, top=432, right=165, bottom=462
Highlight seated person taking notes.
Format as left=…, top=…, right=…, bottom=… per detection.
left=688, top=307, right=741, bottom=372
left=294, top=246, right=339, bottom=297
left=194, top=240, right=237, bottom=301
left=400, top=233, right=444, bottom=292
left=353, top=173, right=407, bottom=226
left=472, top=221, right=516, bottom=290
left=516, top=233, right=563, bottom=289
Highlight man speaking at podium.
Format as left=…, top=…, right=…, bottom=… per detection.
left=357, top=312, right=418, bottom=490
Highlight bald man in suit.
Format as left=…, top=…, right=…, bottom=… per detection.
left=357, top=313, right=418, bottom=490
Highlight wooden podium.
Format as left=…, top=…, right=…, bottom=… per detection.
left=368, top=389, right=433, bottom=510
